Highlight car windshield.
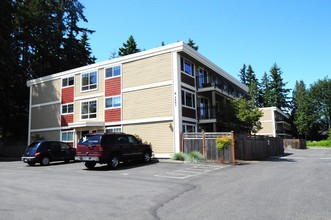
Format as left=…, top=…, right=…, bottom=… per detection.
left=27, top=142, right=40, bottom=149
left=79, top=135, right=101, bottom=145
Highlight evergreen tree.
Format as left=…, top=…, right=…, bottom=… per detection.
left=257, top=72, right=271, bottom=107
left=268, top=63, right=291, bottom=110
left=187, top=38, right=199, bottom=51
left=238, top=64, right=247, bottom=85
left=293, top=80, right=316, bottom=138
left=0, top=0, right=95, bottom=139
left=118, top=35, right=141, bottom=56
left=309, top=78, right=331, bottom=131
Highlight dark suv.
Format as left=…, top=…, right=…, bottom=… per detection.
left=75, top=133, right=153, bottom=169
left=21, top=141, right=76, bottom=166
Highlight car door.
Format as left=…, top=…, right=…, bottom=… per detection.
left=127, top=135, right=143, bottom=159
left=60, top=142, right=74, bottom=160
left=115, top=135, right=133, bottom=160
left=49, top=142, right=62, bottom=161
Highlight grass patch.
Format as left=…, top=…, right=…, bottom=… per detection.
left=307, top=139, right=331, bottom=148
left=171, top=151, right=205, bottom=163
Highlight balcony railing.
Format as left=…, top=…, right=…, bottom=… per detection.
left=197, top=106, right=218, bottom=120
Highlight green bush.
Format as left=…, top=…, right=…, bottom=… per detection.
left=172, top=152, right=188, bottom=161
left=307, top=140, right=331, bottom=147
left=187, top=151, right=205, bottom=163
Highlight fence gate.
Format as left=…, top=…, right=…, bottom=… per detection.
left=181, top=132, right=235, bottom=164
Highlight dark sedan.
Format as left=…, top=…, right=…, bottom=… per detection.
left=21, top=141, right=76, bottom=166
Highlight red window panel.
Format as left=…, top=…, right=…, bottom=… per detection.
left=105, top=109, right=121, bottom=122
left=105, top=77, right=121, bottom=97
left=61, top=114, right=73, bottom=126
left=62, top=87, right=74, bottom=104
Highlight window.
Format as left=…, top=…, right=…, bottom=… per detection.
left=81, top=71, right=97, bottom=91
left=62, top=76, right=74, bottom=87
left=180, top=57, right=194, bottom=77
left=61, top=131, right=74, bottom=142
left=182, top=124, right=197, bottom=132
left=105, top=66, right=121, bottom=78
left=81, top=100, right=97, bottom=119
left=105, top=96, right=121, bottom=108
left=62, top=103, right=74, bottom=114
left=181, top=90, right=196, bottom=108
left=105, top=127, right=121, bottom=133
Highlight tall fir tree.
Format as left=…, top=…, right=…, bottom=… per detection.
left=268, top=63, right=291, bottom=110
left=238, top=64, right=247, bottom=85
left=118, top=35, right=141, bottom=56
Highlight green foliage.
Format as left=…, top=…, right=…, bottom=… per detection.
left=187, top=151, right=204, bottom=163
left=118, top=35, right=141, bottom=56
left=307, top=140, right=331, bottom=147
left=171, top=151, right=205, bottom=163
left=216, top=136, right=232, bottom=150
left=187, top=38, right=199, bottom=51
left=171, top=152, right=188, bottom=161
left=230, top=98, right=263, bottom=133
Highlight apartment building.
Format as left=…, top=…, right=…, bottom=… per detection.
left=257, top=107, right=292, bottom=138
left=27, top=42, right=248, bottom=157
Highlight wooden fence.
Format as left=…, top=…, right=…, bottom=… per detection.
left=182, top=132, right=285, bottom=163
left=182, top=132, right=235, bottom=163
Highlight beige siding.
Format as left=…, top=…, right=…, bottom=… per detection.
left=31, top=104, right=61, bottom=129
left=260, top=109, right=272, bottom=121
left=259, top=122, right=273, bottom=134
left=73, top=97, right=104, bottom=122
left=122, top=53, right=172, bottom=89
left=31, top=130, right=60, bottom=142
left=74, top=68, right=104, bottom=98
left=31, top=80, right=61, bottom=105
left=123, top=122, right=174, bottom=154
left=123, top=85, right=173, bottom=120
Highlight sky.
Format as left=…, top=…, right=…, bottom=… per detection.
left=79, top=0, right=331, bottom=91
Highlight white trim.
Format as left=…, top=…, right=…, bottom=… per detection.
left=61, top=102, right=74, bottom=115
left=182, top=117, right=198, bottom=123
left=28, top=87, right=32, bottom=144
left=61, top=75, right=75, bottom=88
left=173, top=52, right=181, bottom=154
left=80, top=70, right=98, bottom=93
left=104, top=95, right=121, bottom=109
left=122, top=80, right=172, bottom=93
left=122, top=116, right=173, bottom=125
left=31, top=100, right=61, bottom=108
left=181, top=82, right=196, bottom=92
left=80, top=99, right=98, bottom=120
left=30, top=127, right=61, bottom=132
left=154, top=153, right=172, bottom=159
left=105, top=122, right=122, bottom=126
left=104, top=64, right=122, bottom=79
left=68, top=121, right=105, bottom=128
left=74, top=92, right=103, bottom=101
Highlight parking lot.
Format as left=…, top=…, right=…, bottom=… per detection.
left=1, top=148, right=331, bottom=220
left=0, top=159, right=229, bottom=220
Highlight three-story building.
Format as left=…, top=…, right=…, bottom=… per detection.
left=27, top=42, right=248, bottom=157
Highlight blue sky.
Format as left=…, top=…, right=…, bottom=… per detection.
left=79, top=0, right=331, bottom=91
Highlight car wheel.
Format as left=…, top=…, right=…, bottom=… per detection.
left=143, top=151, right=151, bottom=163
left=40, top=156, right=50, bottom=166
left=27, top=162, right=35, bottom=166
left=85, top=161, right=96, bottom=169
left=108, top=154, right=119, bottom=169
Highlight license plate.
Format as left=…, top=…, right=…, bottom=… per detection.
left=83, top=156, right=90, bottom=160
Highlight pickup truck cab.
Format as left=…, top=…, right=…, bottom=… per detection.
left=75, top=133, right=152, bottom=169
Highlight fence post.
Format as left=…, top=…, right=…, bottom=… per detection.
left=181, top=132, right=184, bottom=153
left=231, top=131, right=235, bottom=164
left=202, top=131, right=206, bottom=159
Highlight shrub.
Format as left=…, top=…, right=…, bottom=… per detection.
left=172, top=152, right=188, bottom=161
left=187, top=151, right=205, bottom=163
left=216, top=136, right=232, bottom=150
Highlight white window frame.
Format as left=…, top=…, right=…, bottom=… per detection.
left=61, top=130, right=74, bottom=142
left=180, top=57, right=195, bottom=77
left=105, top=65, right=121, bottom=78
left=105, top=96, right=121, bottom=109
left=81, top=99, right=97, bottom=119
left=61, top=103, right=74, bottom=115
left=81, top=71, right=98, bottom=92
left=105, top=127, right=122, bottom=133
left=182, top=123, right=197, bottom=132
left=62, top=76, right=74, bottom=88
left=181, top=89, right=196, bottom=109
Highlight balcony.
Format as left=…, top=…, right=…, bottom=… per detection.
left=197, top=106, right=218, bottom=122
